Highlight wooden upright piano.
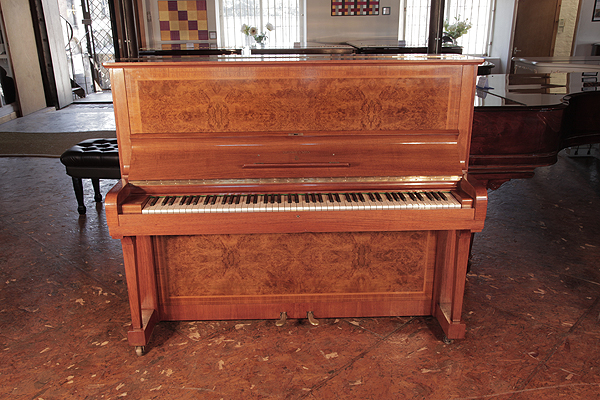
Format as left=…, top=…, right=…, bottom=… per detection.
left=105, top=55, right=487, bottom=354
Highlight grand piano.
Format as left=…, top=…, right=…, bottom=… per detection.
left=105, top=54, right=487, bottom=354
left=470, top=73, right=600, bottom=189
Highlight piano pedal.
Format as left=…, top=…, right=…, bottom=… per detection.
left=307, top=311, right=320, bottom=326
left=275, top=311, right=288, bottom=327
left=135, top=346, right=145, bottom=356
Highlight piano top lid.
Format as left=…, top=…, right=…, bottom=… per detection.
left=104, top=53, right=483, bottom=68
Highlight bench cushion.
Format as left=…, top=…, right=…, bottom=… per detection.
left=60, top=138, right=121, bottom=179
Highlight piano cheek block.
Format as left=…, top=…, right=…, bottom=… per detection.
left=104, top=55, right=486, bottom=352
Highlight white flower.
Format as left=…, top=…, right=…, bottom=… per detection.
left=249, top=26, right=258, bottom=36
left=266, top=22, right=274, bottom=31
left=241, top=24, right=249, bottom=35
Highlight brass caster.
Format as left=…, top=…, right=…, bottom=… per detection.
left=442, top=335, right=453, bottom=345
left=135, top=346, right=145, bottom=356
left=276, top=312, right=287, bottom=327
left=307, top=311, right=319, bottom=326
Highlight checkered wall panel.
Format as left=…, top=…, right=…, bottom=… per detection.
left=159, top=0, right=208, bottom=41
left=331, top=0, right=379, bottom=16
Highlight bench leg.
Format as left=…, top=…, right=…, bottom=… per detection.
left=71, top=177, right=86, bottom=215
left=92, top=178, right=102, bottom=202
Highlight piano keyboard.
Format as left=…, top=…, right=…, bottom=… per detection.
left=141, top=191, right=462, bottom=214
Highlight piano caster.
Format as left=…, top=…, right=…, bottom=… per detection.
left=307, top=311, right=320, bottom=326
left=275, top=312, right=288, bottom=327
left=135, top=346, right=145, bottom=356
left=442, top=335, right=453, bottom=345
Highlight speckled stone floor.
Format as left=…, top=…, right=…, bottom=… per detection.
left=0, top=145, right=599, bottom=398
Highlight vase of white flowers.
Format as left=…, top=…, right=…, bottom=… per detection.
left=241, top=23, right=274, bottom=47
left=443, top=17, right=472, bottom=47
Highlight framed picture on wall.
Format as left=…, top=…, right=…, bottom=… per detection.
left=594, top=0, right=600, bottom=21
left=331, top=1, right=379, bottom=16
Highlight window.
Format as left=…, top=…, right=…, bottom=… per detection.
left=218, top=0, right=304, bottom=48
left=400, top=0, right=494, bottom=56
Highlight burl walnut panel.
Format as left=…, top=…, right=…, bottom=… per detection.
left=155, top=231, right=435, bottom=299
left=127, top=65, right=458, bottom=134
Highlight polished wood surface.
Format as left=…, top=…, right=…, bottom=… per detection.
left=105, top=55, right=486, bottom=349
left=469, top=89, right=600, bottom=189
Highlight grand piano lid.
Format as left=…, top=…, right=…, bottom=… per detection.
left=474, top=73, right=598, bottom=108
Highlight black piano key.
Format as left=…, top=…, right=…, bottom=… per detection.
left=149, top=196, right=158, bottom=206
left=345, top=193, right=352, bottom=202
left=327, top=193, right=334, bottom=202
left=179, top=196, right=187, bottom=205
left=294, top=194, right=299, bottom=203
left=228, top=195, right=235, bottom=205
left=204, top=196, right=211, bottom=205
left=431, top=192, right=441, bottom=201
left=168, top=197, right=176, bottom=206
left=263, top=195, right=269, bottom=204
left=385, top=192, right=393, bottom=201
left=357, top=193, right=365, bottom=202
left=334, top=193, right=341, bottom=202
left=192, top=196, right=200, bottom=205
left=438, top=191, right=447, bottom=200
left=253, top=195, right=258, bottom=204
left=210, top=196, right=218, bottom=205
left=415, top=192, right=424, bottom=201
left=305, top=194, right=311, bottom=203
left=398, top=192, right=406, bottom=201
left=375, top=192, right=383, bottom=202
left=161, top=196, right=170, bottom=206
left=425, top=192, right=434, bottom=201
left=408, top=192, right=417, bottom=201
left=234, top=195, right=241, bottom=204
left=276, top=194, right=281, bottom=204
left=367, top=192, right=375, bottom=201
left=221, top=195, right=228, bottom=205
left=391, top=192, right=400, bottom=201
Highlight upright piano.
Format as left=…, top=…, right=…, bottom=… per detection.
left=104, top=55, right=487, bottom=354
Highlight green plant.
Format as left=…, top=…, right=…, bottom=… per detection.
left=443, top=17, right=472, bottom=40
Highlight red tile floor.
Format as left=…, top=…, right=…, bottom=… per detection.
left=0, top=152, right=599, bottom=399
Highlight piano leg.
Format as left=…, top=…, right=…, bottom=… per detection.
left=121, top=236, right=160, bottom=353
left=433, top=230, right=471, bottom=340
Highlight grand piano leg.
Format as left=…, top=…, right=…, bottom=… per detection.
left=433, top=230, right=471, bottom=340
left=121, top=236, right=160, bottom=354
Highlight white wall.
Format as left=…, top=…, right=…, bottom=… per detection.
left=306, top=0, right=399, bottom=43
left=573, top=0, right=600, bottom=56
left=488, top=0, right=518, bottom=73
left=0, top=0, right=47, bottom=116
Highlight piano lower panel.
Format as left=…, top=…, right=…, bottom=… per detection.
left=154, top=231, right=436, bottom=321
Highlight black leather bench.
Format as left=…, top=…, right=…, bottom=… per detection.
left=60, top=138, right=120, bottom=214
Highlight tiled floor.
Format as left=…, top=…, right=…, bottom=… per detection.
left=0, top=105, right=599, bottom=398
